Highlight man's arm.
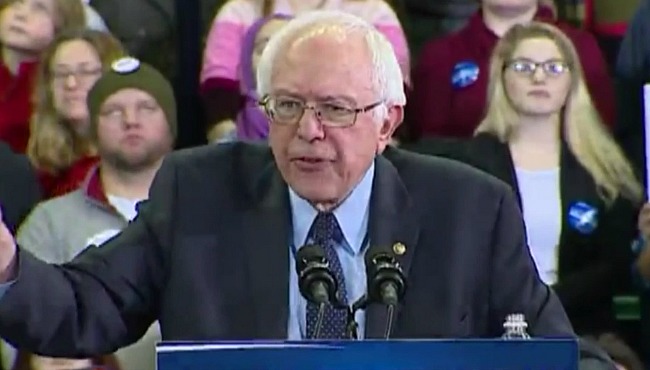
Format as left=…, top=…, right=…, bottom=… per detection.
left=488, top=187, right=616, bottom=369
left=488, top=187, right=572, bottom=336
left=0, top=154, right=178, bottom=357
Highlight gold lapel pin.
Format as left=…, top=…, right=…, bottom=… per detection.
left=392, top=242, right=406, bottom=256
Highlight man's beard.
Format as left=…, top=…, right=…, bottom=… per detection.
left=100, top=143, right=170, bottom=173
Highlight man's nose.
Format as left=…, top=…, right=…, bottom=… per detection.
left=296, top=107, right=325, bottom=141
left=122, top=108, right=142, bottom=127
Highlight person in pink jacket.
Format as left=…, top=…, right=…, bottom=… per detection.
left=200, top=0, right=410, bottom=142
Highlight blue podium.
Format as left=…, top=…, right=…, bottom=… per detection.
left=156, top=339, right=579, bottom=370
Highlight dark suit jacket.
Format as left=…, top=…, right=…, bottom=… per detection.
left=403, top=134, right=640, bottom=336
left=0, top=142, right=607, bottom=364
left=0, top=142, right=40, bottom=234
left=614, top=77, right=646, bottom=182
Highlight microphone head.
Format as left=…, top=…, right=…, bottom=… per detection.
left=365, top=247, right=407, bottom=304
left=295, top=244, right=326, bottom=274
left=295, top=244, right=339, bottom=304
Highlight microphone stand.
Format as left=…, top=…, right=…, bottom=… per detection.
left=384, top=304, right=396, bottom=339
left=314, top=302, right=326, bottom=339
left=347, top=295, right=370, bottom=340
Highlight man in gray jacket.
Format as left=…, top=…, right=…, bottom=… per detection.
left=13, top=56, right=175, bottom=370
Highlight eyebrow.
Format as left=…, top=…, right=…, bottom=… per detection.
left=511, top=57, right=565, bottom=63
left=52, top=61, right=100, bottom=69
left=272, top=90, right=357, bottom=104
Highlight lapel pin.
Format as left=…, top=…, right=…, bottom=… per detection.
left=392, top=242, right=406, bottom=256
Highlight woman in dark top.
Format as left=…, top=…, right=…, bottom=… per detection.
left=404, top=22, right=643, bottom=339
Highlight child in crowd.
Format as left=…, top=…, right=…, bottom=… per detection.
left=208, top=13, right=291, bottom=142
left=201, top=0, right=409, bottom=142
left=0, top=0, right=86, bottom=153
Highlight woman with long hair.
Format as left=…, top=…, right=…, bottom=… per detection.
left=27, top=28, right=124, bottom=198
left=406, top=22, right=643, bottom=353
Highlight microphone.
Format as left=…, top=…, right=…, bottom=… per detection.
left=295, top=244, right=341, bottom=338
left=365, top=247, right=407, bottom=339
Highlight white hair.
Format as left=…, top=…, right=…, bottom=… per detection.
left=256, top=10, right=406, bottom=112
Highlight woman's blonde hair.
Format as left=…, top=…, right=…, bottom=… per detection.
left=0, top=0, right=86, bottom=34
left=28, top=29, right=125, bottom=174
left=476, top=21, right=643, bottom=205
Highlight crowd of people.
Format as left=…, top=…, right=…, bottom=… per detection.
left=1, top=0, right=650, bottom=369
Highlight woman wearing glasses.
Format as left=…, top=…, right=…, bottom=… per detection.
left=26, top=29, right=124, bottom=198
left=405, top=23, right=643, bottom=360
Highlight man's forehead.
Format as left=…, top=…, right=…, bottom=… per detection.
left=102, top=88, right=156, bottom=105
left=269, top=23, right=374, bottom=96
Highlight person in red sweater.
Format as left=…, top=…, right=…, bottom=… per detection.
left=27, top=29, right=125, bottom=198
left=406, top=0, right=615, bottom=140
left=0, top=0, right=86, bottom=153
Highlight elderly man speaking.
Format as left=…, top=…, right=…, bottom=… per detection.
left=0, top=9, right=613, bottom=368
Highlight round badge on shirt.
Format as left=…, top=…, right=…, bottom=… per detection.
left=567, top=201, right=599, bottom=234
left=451, top=61, right=480, bottom=89
left=111, top=57, right=141, bottom=74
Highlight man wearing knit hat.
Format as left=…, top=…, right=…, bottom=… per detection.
left=14, top=56, right=173, bottom=370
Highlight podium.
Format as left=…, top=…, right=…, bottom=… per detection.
left=156, top=339, right=579, bottom=370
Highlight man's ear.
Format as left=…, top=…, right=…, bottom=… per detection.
left=379, top=105, right=404, bottom=140
left=376, top=105, right=404, bottom=154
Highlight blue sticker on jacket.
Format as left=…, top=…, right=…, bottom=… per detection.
left=568, top=201, right=599, bottom=234
left=451, top=61, right=480, bottom=89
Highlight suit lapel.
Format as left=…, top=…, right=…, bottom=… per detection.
left=365, top=151, right=421, bottom=338
left=240, top=164, right=291, bottom=339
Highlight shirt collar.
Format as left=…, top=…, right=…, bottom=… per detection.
left=289, top=161, right=375, bottom=254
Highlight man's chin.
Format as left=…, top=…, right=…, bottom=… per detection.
left=291, top=183, right=341, bottom=211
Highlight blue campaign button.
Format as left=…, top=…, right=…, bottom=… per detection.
left=568, top=201, right=599, bottom=234
left=451, top=61, right=480, bottom=89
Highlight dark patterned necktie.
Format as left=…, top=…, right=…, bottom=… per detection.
left=305, top=212, right=349, bottom=339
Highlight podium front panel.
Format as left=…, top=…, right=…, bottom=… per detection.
left=156, top=339, right=578, bottom=370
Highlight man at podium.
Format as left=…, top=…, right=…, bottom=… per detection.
left=0, top=9, right=613, bottom=368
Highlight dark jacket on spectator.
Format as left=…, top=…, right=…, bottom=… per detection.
left=0, top=142, right=41, bottom=234
left=616, top=0, right=650, bottom=80
left=614, top=0, right=650, bottom=176
left=403, top=0, right=478, bottom=58
left=402, top=133, right=639, bottom=336
left=406, top=6, right=615, bottom=141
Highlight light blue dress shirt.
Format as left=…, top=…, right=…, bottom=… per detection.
left=286, top=163, right=374, bottom=340
left=0, top=163, right=376, bottom=339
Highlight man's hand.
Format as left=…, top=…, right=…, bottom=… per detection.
left=0, top=207, right=18, bottom=282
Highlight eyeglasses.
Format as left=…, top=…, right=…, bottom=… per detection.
left=51, top=67, right=103, bottom=85
left=259, top=95, right=383, bottom=127
left=505, top=59, right=570, bottom=77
